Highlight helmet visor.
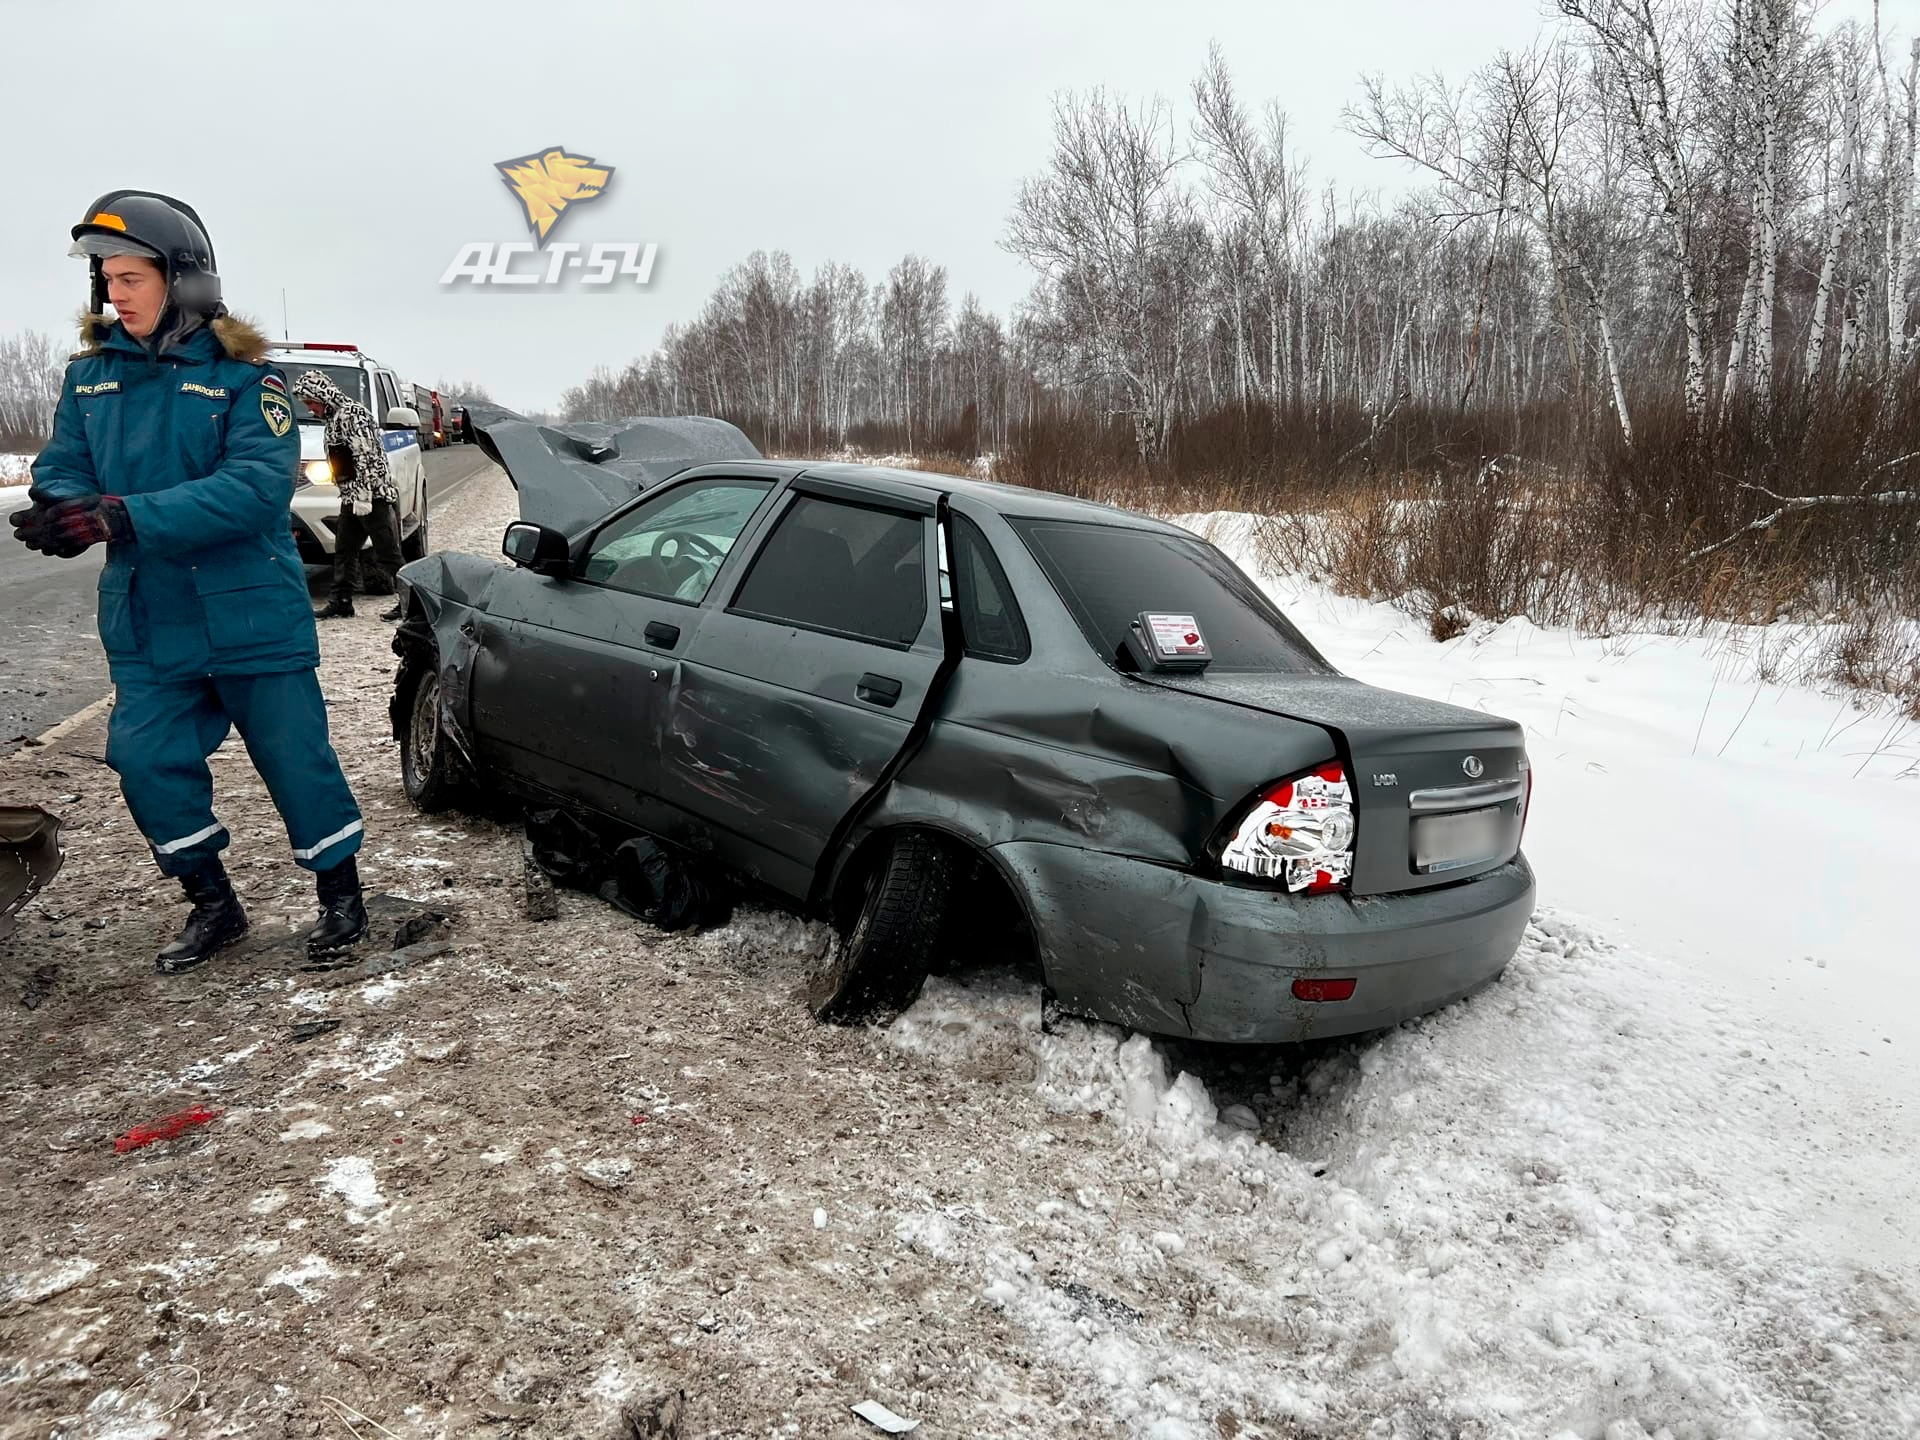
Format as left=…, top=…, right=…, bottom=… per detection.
left=69, top=233, right=163, bottom=262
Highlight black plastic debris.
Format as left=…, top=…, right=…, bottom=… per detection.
left=288, top=1019, right=342, bottom=1042
left=0, top=805, right=65, bottom=942
left=392, top=911, right=454, bottom=949
left=1056, top=1280, right=1143, bottom=1326
left=523, top=808, right=734, bottom=931
left=522, top=835, right=560, bottom=922
left=19, top=964, right=59, bottom=1010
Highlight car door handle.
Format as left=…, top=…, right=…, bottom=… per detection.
left=644, top=621, right=681, bottom=649
left=856, top=673, right=903, bottom=707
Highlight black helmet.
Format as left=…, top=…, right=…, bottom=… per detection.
left=69, top=191, right=223, bottom=317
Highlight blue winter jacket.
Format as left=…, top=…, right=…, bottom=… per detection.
left=31, top=313, right=315, bottom=684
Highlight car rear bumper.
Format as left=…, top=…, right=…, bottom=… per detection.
left=993, top=842, right=1534, bottom=1043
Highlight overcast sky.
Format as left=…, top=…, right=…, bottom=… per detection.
left=0, top=0, right=1889, bottom=410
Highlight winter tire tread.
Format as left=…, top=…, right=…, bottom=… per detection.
left=810, top=831, right=953, bottom=1024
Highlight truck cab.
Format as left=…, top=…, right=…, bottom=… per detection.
left=269, top=342, right=429, bottom=564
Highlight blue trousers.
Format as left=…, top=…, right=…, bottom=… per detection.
left=106, top=669, right=364, bottom=878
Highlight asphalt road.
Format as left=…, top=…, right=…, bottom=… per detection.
left=0, top=444, right=494, bottom=759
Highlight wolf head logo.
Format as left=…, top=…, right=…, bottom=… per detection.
left=494, top=148, right=614, bottom=245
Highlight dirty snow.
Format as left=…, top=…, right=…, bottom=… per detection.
left=1179, top=509, right=1920, bottom=1280
left=317, top=1155, right=385, bottom=1222
left=2, top=467, right=1912, bottom=1438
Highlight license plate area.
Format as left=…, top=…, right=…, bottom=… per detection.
left=1412, top=805, right=1511, bottom=874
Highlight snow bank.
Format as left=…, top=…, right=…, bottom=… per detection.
left=871, top=511, right=1919, bottom=1435
left=886, top=911, right=1918, bottom=1436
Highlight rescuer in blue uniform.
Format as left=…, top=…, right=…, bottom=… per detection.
left=9, top=192, right=370, bottom=970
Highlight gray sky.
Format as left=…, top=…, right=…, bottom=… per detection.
left=0, top=0, right=1881, bottom=410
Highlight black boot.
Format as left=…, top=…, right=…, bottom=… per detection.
left=379, top=603, right=405, bottom=622
left=156, top=862, right=249, bottom=974
left=306, top=855, right=368, bottom=957
left=313, top=599, right=355, bottom=620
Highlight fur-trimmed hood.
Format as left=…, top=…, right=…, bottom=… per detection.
left=75, top=309, right=269, bottom=364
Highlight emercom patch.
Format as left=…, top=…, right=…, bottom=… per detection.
left=180, top=382, right=229, bottom=399
left=74, top=380, right=121, bottom=396
left=261, top=391, right=293, bottom=437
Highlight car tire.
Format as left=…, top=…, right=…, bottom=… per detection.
left=808, top=831, right=953, bottom=1023
left=401, top=488, right=430, bottom=562
left=397, top=659, right=469, bottom=812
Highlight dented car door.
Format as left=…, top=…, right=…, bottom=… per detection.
left=652, top=478, right=948, bottom=899
left=469, top=476, right=777, bottom=821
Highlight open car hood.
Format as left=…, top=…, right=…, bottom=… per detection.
left=463, top=404, right=762, bottom=536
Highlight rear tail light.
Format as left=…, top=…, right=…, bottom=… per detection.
left=1518, top=756, right=1533, bottom=842
left=1292, top=977, right=1357, bottom=1002
left=1219, top=761, right=1355, bottom=894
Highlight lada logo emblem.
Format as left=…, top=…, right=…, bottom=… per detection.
left=1462, top=755, right=1485, bottom=778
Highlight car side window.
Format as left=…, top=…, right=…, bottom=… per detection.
left=581, top=479, right=775, bottom=604
left=950, top=514, right=1029, bottom=662
left=375, top=371, right=399, bottom=420
left=733, top=495, right=928, bottom=647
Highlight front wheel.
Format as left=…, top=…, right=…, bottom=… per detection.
left=808, top=832, right=953, bottom=1022
left=398, top=661, right=469, bottom=811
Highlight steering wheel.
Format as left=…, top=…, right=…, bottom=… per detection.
left=654, top=530, right=721, bottom=563
left=652, top=529, right=722, bottom=594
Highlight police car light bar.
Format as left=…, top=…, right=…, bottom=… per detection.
left=294, top=342, right=360, bottom=352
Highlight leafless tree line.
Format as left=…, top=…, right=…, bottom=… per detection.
left=562, top=251, right=1019, bottom=459
left=0, top=332, right=63, bottom=453
left=567, top=1, right=1914, bottom=475
left=559, top=3, right=1918, bottom=701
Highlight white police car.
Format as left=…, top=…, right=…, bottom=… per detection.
left=268, top=342, right=429, bottom=564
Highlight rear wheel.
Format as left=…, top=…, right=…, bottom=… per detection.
left=398, top=661, right=468, bottom=811
left=808, top=832, right=953, bottom=1022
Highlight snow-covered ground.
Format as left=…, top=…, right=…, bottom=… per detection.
left=870, top=513, right=1920, bottom=1435
left=3, top=478, right=1912, bottom=1438
left=1186, top=511, right=1919, bottom=1270
left=1, top=450, right=36, bottom=510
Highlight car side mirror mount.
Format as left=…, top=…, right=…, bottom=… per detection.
left=502, top=521, right=572, bottom=578
left=384, top=405, right=421, bottom=430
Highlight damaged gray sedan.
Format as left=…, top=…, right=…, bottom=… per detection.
left=394, top=414, right=1535, bottom=1042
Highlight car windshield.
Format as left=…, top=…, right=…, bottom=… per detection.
left=274, top=362, right=370, bottom=422
left=1010, top=519, right=1333, bottom=675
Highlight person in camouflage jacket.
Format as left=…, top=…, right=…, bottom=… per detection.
left=292, top=370, right=405, bottom=620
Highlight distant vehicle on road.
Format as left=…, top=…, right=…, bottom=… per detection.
left=268, top=343, right=429, bottom=564
left=394, top=414, right=1537, bottom=1043
left=410, top=383, right=446, bottom=448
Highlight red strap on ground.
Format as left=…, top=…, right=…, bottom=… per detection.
left=113, top=1105, right=223, bottom=1153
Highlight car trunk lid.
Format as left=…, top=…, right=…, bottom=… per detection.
left=1148, top=673, right=1526, bottom=895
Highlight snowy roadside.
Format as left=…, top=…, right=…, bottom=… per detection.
left=1, top=450, right=34, bottom=499
left=1177, top=510, right=1920, bottom=1283
left=0, top=473, right=1913, bottom=1439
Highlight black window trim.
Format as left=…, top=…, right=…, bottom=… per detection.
left=946, top=511, right=1031, bottom=665
left=789, top=471, right=938, bottom=517
left=726, top=490, right=939, bottom=652
left=572, top=474, right=779, bottom=610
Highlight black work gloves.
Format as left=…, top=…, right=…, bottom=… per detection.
left=9, top=490, right=134, bottom=558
